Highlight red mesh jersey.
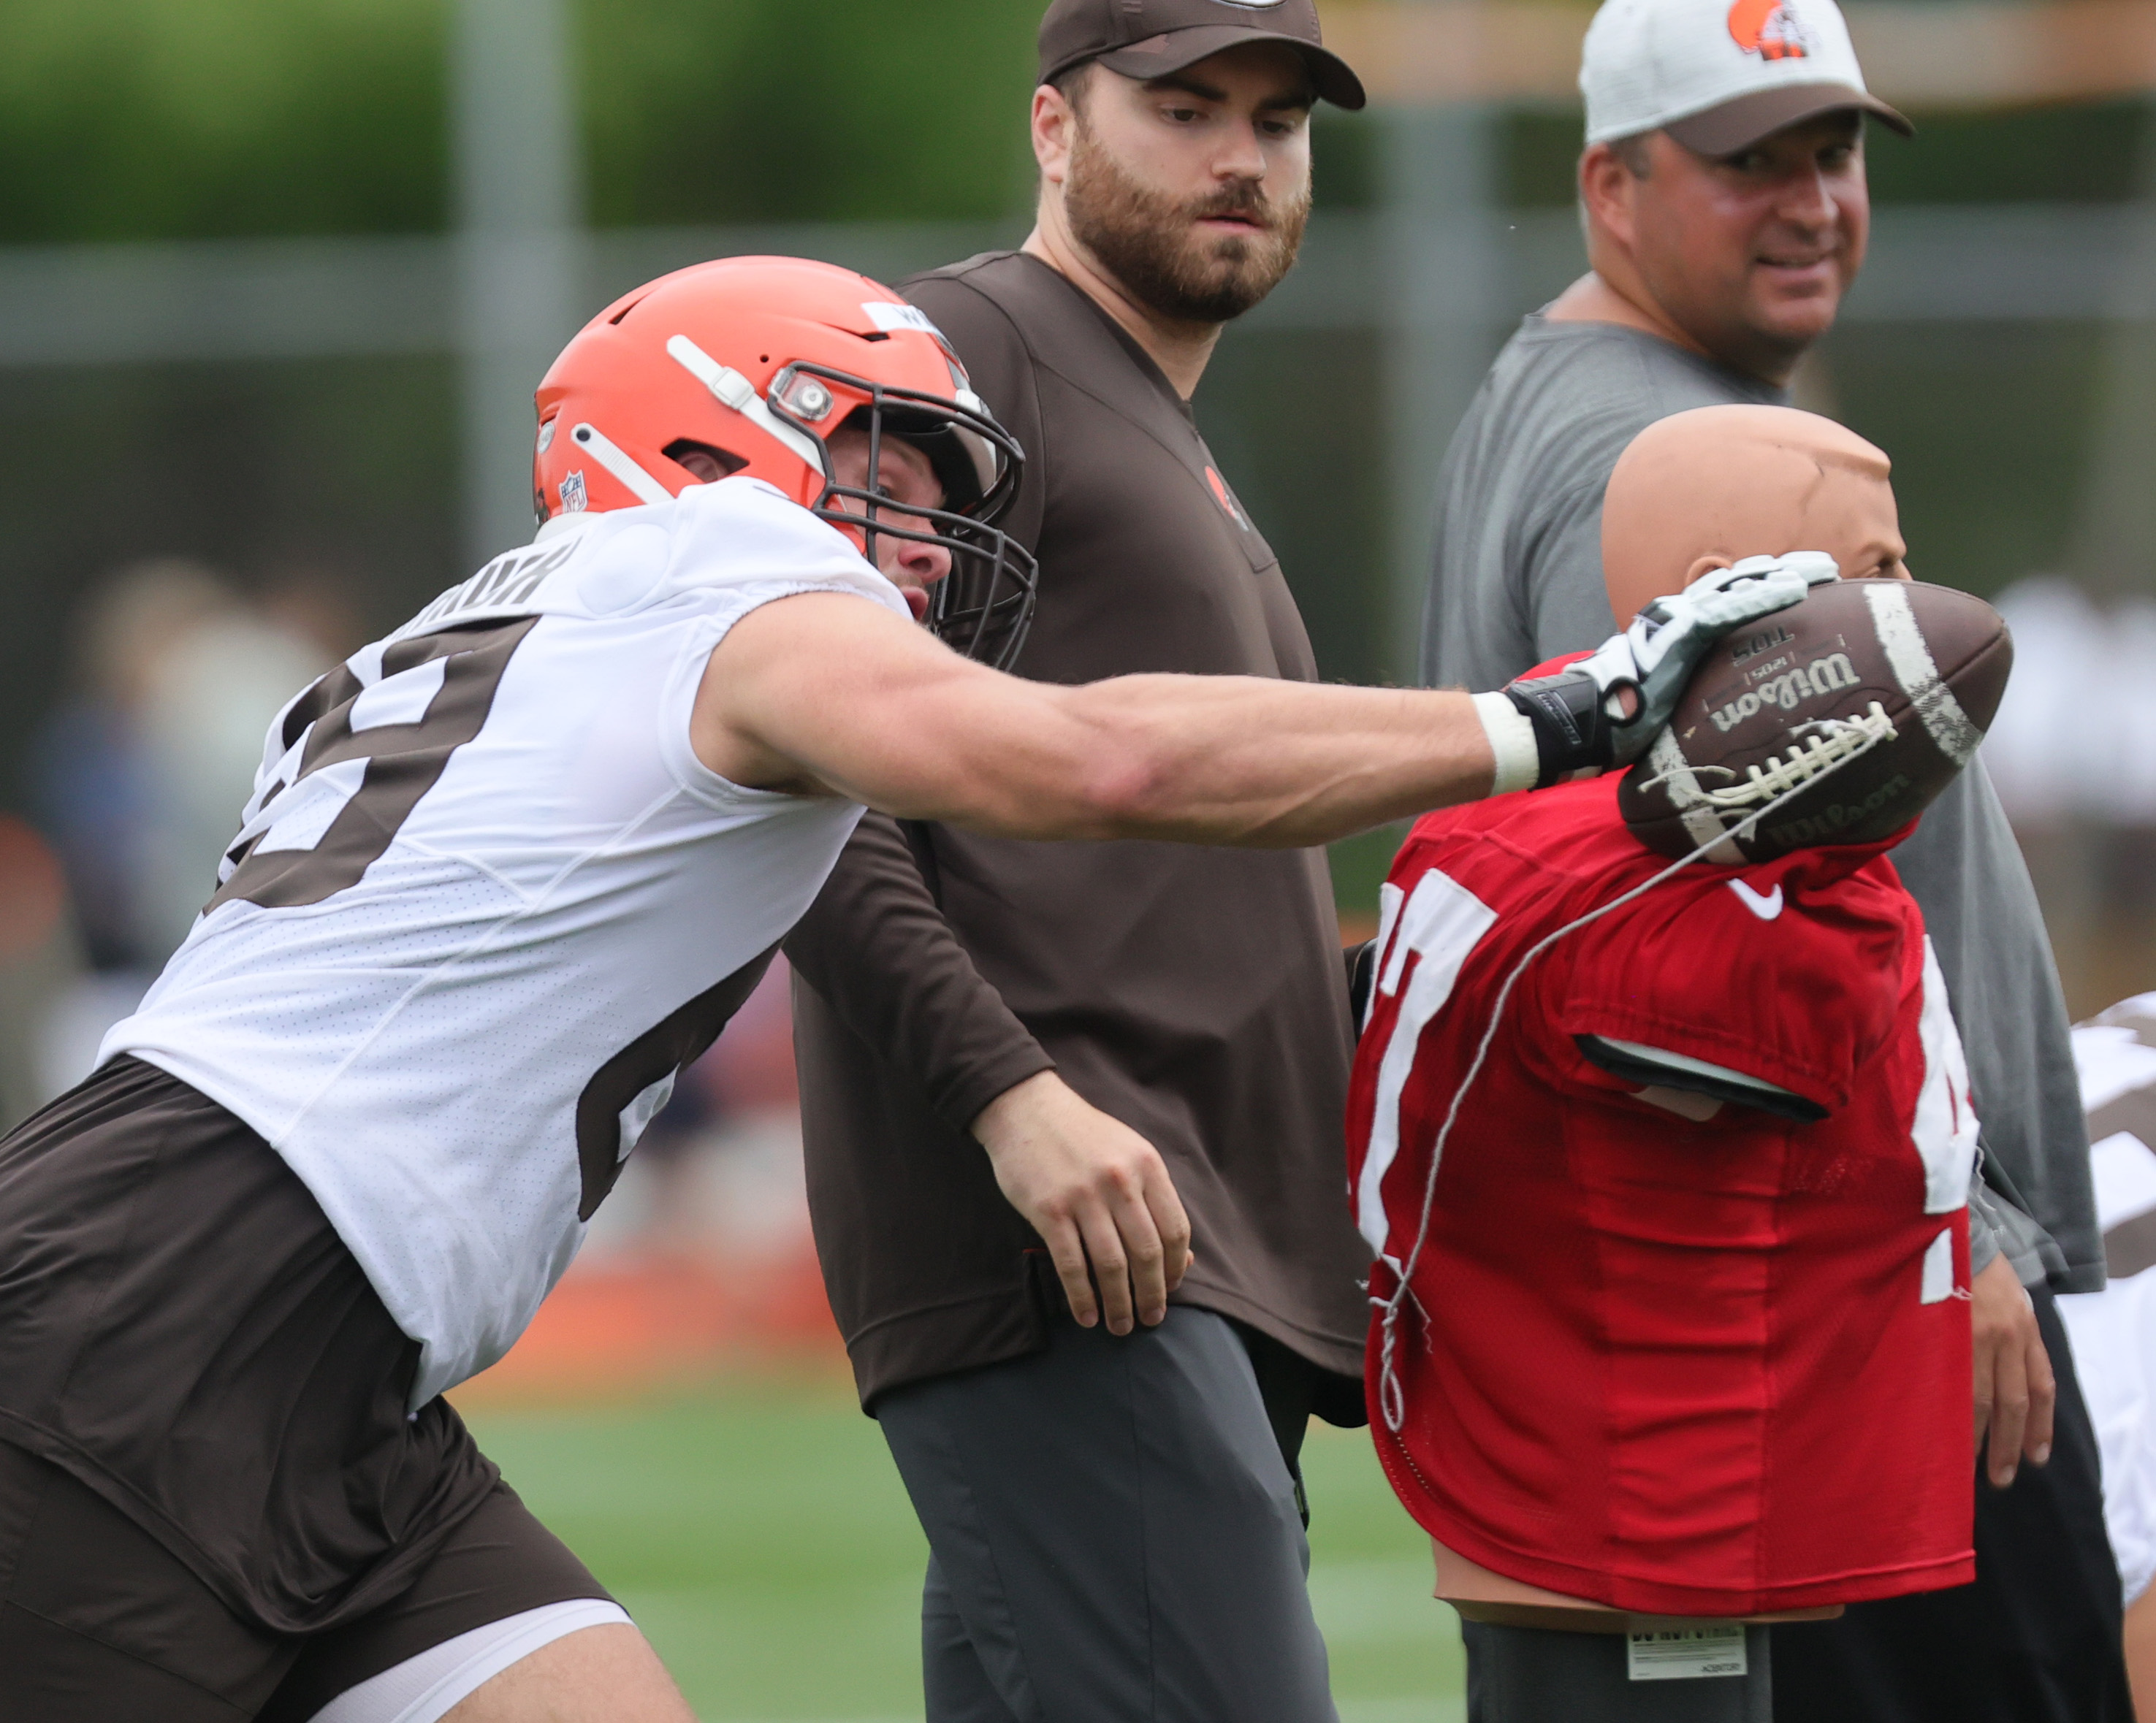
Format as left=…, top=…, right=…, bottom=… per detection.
left=1348, top=774, right=1976, bottom=1616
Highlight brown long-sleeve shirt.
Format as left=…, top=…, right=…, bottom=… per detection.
left=785, top=251, right=1371, bottom=1408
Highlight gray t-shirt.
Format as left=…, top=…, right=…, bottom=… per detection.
left=1421, top=312, right=2102, bottom=1294
left=1421, top=316, right=1786, bottom=689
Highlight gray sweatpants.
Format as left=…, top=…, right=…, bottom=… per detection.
left=1465, top=1619, right=1772, bottom=1722
left=875, top=1307, right=1338, bottom=1723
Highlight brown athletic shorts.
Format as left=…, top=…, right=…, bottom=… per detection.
left=0, top=1444, right=611, bottom=1722
left=0, top=1055, right=610, bottom=1717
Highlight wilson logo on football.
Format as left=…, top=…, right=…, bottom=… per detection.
left=1727, top=0, right=1813, bottom=61
left=1709, top=651, right=1858, bottom=732
left=1765, top=772, right=1915, bottom=849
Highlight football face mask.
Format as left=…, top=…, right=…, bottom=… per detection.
left=766, top=362, right=1037, bottom=674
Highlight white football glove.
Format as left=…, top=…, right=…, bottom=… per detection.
left=1490, top=553, right=1840, bottom=788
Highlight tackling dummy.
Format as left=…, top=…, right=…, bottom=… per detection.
left=1349, top=405, right=2008, bottom=1710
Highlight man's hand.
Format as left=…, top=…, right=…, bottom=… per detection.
left=1498, top=553, right=1839, bottom=785
left=1972, top=1253, right=2056, bottom=1489
left=972, top=1071, right=1192, bottom=1335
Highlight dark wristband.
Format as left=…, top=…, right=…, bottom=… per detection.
left=1502, top=676, right=1610, bottom=787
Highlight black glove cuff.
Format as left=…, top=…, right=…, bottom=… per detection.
left=1502, top=675, right=1610, bottom=787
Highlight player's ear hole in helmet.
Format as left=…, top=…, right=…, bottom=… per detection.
left=532, top=256, right=1039, bottom=672
left=661, top=440, right=750, bottom=484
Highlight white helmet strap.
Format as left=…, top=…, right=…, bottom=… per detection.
left=566, top=422, right=673, bottom=508
left=665, top=335, right=828, bottom=476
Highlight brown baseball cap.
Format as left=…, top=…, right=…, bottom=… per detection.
left=1039, top=0, right=1368, bottom=112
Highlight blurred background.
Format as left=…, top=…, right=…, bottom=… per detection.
left=1, top=1, right=2151, bottom=1716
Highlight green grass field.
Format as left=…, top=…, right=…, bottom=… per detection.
left=462, top=1372, right=1467, bottom=1722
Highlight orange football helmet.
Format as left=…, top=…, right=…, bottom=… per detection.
left=533, top=255, right=1036, bottom=669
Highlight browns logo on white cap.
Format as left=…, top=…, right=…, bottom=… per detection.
left=1581, top=0, right=1911, bottom=156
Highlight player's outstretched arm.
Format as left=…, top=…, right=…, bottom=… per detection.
left=696, top=560, right=1813, bottom=838
left=697, top=592, right=1501, bottom=843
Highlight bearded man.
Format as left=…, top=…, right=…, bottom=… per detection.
left=781, top=3, right=1375, bottom=1718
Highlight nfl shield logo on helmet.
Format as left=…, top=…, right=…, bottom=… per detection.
left=558, top=470, right=588, bottom=514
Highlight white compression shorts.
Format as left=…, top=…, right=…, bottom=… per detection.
left=307, top=1598, right=635, bottom=1723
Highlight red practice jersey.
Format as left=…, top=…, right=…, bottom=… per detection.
left=1348, top=775, right=1978, bottom=1616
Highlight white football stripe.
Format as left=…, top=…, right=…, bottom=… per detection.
left=1864, top=581, right=1984, bottom=766
left=1649, top=729, right=1745, bottom=863
left=348, top=656, right=448, bottom=732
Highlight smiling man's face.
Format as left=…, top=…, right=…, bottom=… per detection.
left=1624, top=112, right=1870, bottom=381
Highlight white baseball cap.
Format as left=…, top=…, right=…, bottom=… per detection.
left=1581, top=0, right=1911, bottom=155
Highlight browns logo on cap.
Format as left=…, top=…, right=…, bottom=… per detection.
left=1726, top=0, right=1813, bottom=61
left=1037, top=0, right=1367, bottom=111
left=1580, top=0, right=1910, bottom=157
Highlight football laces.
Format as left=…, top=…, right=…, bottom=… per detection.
left=1640, top=702, right=1895, bottom=812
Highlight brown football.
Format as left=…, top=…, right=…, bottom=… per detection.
left=1617, top=578, right=2014, bottom=865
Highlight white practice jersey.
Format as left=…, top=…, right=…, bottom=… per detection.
left=105, top=477, right=908, bottom=1405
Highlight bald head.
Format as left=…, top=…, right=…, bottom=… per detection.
left=1601, top=405, right=1910, bottom=624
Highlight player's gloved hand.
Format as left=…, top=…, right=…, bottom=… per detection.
left=1477, top=552, right=1840, bottom=792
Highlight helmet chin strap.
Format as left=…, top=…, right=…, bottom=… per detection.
left=565, top=422, right=674, bottom=508
left=665, top=335, right=828, bottom=476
